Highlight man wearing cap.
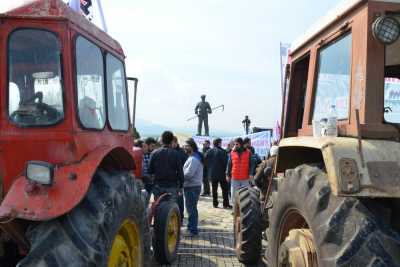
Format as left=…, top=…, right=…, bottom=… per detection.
left=195, top=95, right=212, bottom=136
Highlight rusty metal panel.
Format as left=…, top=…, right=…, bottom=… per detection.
left=367, top=161, right=400, bottom=193
left=289, top=0, right=400, bottom=139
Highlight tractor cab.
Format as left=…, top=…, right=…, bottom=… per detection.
left=282, top=0, right=400, bottom=140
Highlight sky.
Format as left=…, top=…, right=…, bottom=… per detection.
left=72, top=0, right=340, bottom=134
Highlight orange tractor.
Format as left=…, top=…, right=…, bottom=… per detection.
left=234, top=0, right=400, bottom=266
left=0, top=1, right=180, bottom=266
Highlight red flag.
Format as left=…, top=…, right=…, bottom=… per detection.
left=274, top=120, right=281, bottom=142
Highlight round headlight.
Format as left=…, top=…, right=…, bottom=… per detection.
left=372, top=16, right=400, bottom=44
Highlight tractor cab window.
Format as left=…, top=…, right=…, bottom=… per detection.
left=384, top=15, right=400, bottom=123
left=284, top=54, right=310, bottom=137
left=76, top=36, right=106, bottom=129
left=106, top=54, right=129, bottom=131
left=312, top=33, right=352, bottom=121
left=8, top=29, right=64, bottom=126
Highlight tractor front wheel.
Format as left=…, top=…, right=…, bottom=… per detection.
left=233, top=187, right=262, bottom=265
left=18, top=170, right=151, bottom=267
left=267, top=164, right=400, bottom=267
left=153, top=200, right=181, bottom=264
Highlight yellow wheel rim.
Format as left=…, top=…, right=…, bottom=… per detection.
left=108, top=219, right=142, bottom=267
left=167, top=212, right=179, bottom=254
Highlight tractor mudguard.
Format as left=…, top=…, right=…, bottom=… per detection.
left=0, top=146, right=135, bottom=221
left=277, top=136, right=400, bottom=198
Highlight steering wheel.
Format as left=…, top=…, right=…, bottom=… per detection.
left=10, top=91, right=60, bottom=124
left=36, top=102, right=60, bottom=120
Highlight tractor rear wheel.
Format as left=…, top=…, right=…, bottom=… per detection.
left=17, top=170, right=151, bottom=267
left=153, top=200, right=181, bottom=264
left=0, top=240, right=20, bottom=267
left=267, top=164, right=400, bottom=267
left=234, top=187, right=262, bottom=265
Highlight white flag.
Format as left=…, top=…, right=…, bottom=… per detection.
left=65, top=0, right=107, bottom=33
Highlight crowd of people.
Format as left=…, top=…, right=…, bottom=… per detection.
left=134, top=131, right=271, bottom=237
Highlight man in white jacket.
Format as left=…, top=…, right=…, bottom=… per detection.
left=183, top=138, right=203, bottom=236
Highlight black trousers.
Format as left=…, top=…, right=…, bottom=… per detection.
left=197, top=116, right=209, bottom=136
left=153, top=184, right=184, bottom=221
left=202, top=175, right=210, bottom=194
left=211, top=179, right=230, bottom=207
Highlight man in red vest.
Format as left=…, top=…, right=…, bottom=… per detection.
left=226, top=137, right=255, bottom=207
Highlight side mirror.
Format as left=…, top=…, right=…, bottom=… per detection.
left=126, top=77, right=138, bottom=128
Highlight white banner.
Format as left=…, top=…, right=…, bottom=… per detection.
left=193, top=131, right=272, bottom=158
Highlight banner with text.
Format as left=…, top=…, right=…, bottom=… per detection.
left=193, top=131, right=272, bottom=158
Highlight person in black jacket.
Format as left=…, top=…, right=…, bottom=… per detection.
left=201, top=140, right=211, bottom=196
left=244, top=137, right=262, bottom=175
left=148, top=131, right=184, bottom=200
left=172, top=136, right=188, bottom=222
left=205, top=138, right=231, bottom=208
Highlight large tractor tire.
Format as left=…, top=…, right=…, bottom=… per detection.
left=234, top=187, right=262, bottom=265
left=18, top=170, right=151, bottom=267
left=153, top=200, right=181, bottom=264
left=0, top=240, right=20, bottom=267
left=267, top=164, right=400, bottom=267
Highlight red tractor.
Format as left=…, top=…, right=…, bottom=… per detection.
left=0, top=1, right=180, bottom=266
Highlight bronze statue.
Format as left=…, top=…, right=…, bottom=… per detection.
left=242, top=115, right=251, bottom=135
left=195, top=95, right=212, bottom=136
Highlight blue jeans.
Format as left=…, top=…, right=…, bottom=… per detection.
left=184, top=186, right=202, bottom=234
left=231, top=179, right=250, bottom=207
left=177, top=193, right=184, bottom=222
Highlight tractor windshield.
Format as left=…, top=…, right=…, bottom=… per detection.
left=8, top=29, right=64, bottom=127
left=384, top=14, right=400, bottom=123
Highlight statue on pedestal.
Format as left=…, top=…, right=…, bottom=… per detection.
left=242, top=115, right=251, bottom=135
left=195, top=95, right=212, bottom=136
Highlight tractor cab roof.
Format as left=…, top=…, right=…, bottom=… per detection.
left=0, top=0, right=124, bottom=57
left=291, top=0, right=400, bottom=54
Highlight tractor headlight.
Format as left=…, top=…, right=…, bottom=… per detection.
left=372, top=15, right=400, bottom=44
left=26, top=161, right=54, bottom=186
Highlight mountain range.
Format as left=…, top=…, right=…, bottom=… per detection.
left=135, top=118, right=240, bottom=138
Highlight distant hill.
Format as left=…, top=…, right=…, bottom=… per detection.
left=135, top=118, right=172, bottom=137
left=136, top=118, right=240, bottom=138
